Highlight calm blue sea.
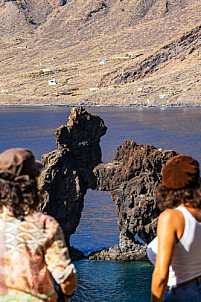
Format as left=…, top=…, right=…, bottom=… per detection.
left=1, top=106, right=201, bottom=301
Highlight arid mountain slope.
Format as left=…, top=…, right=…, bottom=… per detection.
left=0, top=0, right=66, bottom=40
left=35, top=0, right=201, bottom=55
left=100, top=25, right=201, bottom=86
left=0, top=0, right=201, bottom=105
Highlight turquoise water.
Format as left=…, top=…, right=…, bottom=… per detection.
left=1, top=106, right=201, bottom=301
left=73, top=260, right=153, bottom=302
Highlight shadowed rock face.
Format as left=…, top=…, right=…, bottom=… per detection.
left=39, top=107, right=177, bottom=259
left=55, top=106, right=107, bottom=170
left=93, top=141, right=178, bottom=253
left=39, top=148, right=86, bottom=244
left=39, top=107, right=107, bottom=251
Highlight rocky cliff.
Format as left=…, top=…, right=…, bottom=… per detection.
left=39, top=107, right=177, bottom=260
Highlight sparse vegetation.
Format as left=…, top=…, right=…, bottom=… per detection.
left=17, top=0, right=24, bottom=9
left=26, top=68, right=68, bottom=78
left=16, top=37, right=23, bottom=42
left=27, top=17, right=34, bottom=24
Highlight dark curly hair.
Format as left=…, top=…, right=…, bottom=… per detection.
left=0, top=176, right=40, bottom=220
left=156, top=183, right=201, bottom=211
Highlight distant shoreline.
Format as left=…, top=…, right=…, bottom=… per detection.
left=0, top=102, right=201, bottom=109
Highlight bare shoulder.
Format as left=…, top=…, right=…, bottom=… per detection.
left=158, top=208, right=185, bottom=240
left=159, top=208, right=183, bottom=221
left=158, top=208, right=185, bottom=230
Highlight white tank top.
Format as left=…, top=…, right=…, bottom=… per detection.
left=147, top=206, right=201, bottom=286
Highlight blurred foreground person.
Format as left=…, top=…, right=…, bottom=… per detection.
left=0, top=148, right=77, bottom=302
left=147, top=154, right=201, bottom=302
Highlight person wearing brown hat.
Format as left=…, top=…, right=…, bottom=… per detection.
left=0, top=148, right=77, bottom=301
left=147, top=154, right=201, bottom=302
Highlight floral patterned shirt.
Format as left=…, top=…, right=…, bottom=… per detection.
left=0, top=208, right=71, bottom=301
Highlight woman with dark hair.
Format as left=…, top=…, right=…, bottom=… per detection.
left=147, top=154, right=201, bottom=302
left=0, top=148, right=77, bottom=302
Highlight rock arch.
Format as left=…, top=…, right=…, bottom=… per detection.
left=39, top=107, right=177, bottom=260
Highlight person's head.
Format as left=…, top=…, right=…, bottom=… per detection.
left=0, top=148, right=43, bottom=219
left=157, top=154, right=201, bottom=210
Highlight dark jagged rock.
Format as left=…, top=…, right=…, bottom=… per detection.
left=39, top=148, right=86, bottom=248
left=93, top=141, right=178, bottom=256
left=88, top=245, right=148, bottom=261
left=39, top=107, right=178, bottom=260
left=55, top=106, right=107, bottom=170
left=39, top=107, right=106, bottom=256
left=69, top=246, right=85, bottom=262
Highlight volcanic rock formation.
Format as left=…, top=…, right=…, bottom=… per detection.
left=94, top=141, right=178, bottom=247
left=39, top=107, right=177, bottom=260
left=39, top=107, right=106, bottom=248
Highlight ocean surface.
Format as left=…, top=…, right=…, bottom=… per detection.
left=1, top=106, right=201, bottom=301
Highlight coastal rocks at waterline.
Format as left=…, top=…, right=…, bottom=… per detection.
left=88, top=245, right=148, bottom=261
left=39, top=106, right=178, bottom=260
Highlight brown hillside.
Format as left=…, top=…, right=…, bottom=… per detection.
left=0, top=0, right=201, bottom=106
left=100, top=25, right=201, bottom=86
